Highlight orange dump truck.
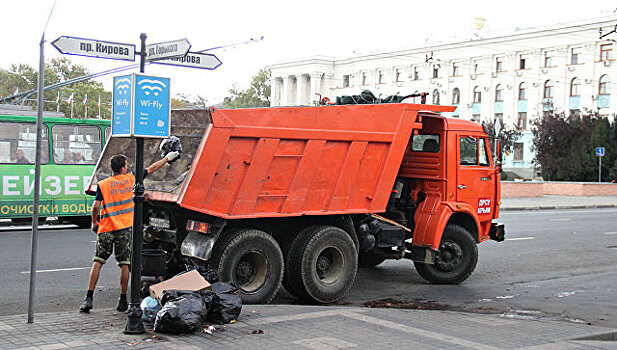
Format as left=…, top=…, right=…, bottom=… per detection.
left=89, top=103, right=505, bottom=304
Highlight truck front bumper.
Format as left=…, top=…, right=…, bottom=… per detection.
left=489, top=223, right=505, bottom=242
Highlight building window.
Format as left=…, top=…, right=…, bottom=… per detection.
left=395, top=69, right=401, bottom=82
left=496, top=58, right=503, bottom=72
left=378, top=70, right=384, bottom=84
left=452, top=88, right=460, bottom=104
left=343, top=75, right=350, bottom=88
left=570, top=47, right=581, bottom=65
left=544, top=80, right=554, bottom=98
left=600, top=44, right=612, bottom=61
left=471, top=114, right=481, bottom=123
left=452, top=63, right=459, bottom=76
left=473, top=86, right=481, bottom=103
left=599, top=74, right=610, bottom=95
left=433, top=65, right=439, bottom=78
left=517, top=112, right=527, bottom=130
left=432, top=89, right=440, bottom=105
left=570, top=78, right=580, bottom=96
left=413, top=66, right=419, bottom=80
left=513, top=142, right=524, bottom=161
left=362, top=72, right=367, bottom=85
left=495, top=84, right=503, bottom=102
left=519, top=55, right=527, bottom=69
left=518, top=82, right=527, bottom=100
left=544, top=51, right=553, bottom=67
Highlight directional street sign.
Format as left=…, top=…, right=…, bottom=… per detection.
left=596, top=147, right=605, bottom=157
left=51, top=36, right=135, bottom=61
left=146, top=38, right=191, bottom=61
left=153, top=52, right=222, bottom=70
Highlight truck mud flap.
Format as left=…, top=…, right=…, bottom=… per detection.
left=489, top=223, right=505, bottom=242
left=180, top=231, right=219, bottom=261
left=409, top=245, right=436, bottom=264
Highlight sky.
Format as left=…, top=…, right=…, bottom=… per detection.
left=1, top=0, right=617, bottom=104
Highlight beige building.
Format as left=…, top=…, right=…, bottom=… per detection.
left=268, top=16, right=617, bottom=179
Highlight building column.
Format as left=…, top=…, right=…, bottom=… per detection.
left=271, top=77, right=281, bottom=107
left=281, top=76, right=290, bottom=106
left=310, top=72, right=323, bottom=104
left=296, top=74, right=305, bottom=105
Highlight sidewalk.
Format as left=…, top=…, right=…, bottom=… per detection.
left=501, top=195, right=617, bottom=211
left=1, top=305, right=616, bottom=350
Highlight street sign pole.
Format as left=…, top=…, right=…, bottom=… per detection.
left=599, top=155, right=602, bottom=183
left=124, top=33, right=147, bottom=335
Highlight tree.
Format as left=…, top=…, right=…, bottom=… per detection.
left=482, top=121, right=522, bottom=161
left=171, top=93, right=209, bottom=109
left=0, top=58, right=111, bottom=119
left=224, top=69, right=270, bottom=108
left=532, top=109, right=617, bottom=181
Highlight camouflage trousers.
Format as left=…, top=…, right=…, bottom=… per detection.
left=93, top=227, right=132, bottom=266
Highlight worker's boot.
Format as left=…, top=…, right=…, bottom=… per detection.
left=116, top=297, right=128, bottom=312
left=79, top=296, right=93, bottom=313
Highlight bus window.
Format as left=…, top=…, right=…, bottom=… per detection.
left=52, top=125, right=101, bottom=164
left=0, top=122, right=49, bottom=164
left=105, top=127, right=111, bottom=142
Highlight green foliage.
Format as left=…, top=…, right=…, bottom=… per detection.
left=0, top=58, right=111, bottom=119
left=224, top=69, right=271, bottom=108
left=171, top=93, right=209, bottom=109
left=532, top=110, right=617, bottom=181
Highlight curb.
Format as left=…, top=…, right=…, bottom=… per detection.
left=501, top=204, right=617, bottom=211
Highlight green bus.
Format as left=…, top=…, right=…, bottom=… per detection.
left=0, top=114, right=111, bottom=226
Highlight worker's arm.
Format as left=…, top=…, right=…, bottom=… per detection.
left=146, top=151, right=180, bottom=175
left=91, top=200, right=101, bottom=232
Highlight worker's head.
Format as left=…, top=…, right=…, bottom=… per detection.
left=110, top=154, right=127, bottom=174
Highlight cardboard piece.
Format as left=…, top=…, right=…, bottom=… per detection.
left=149, top=270, right=211, bottom=302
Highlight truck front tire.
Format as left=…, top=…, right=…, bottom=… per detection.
left=209, top=228, right=284, bottom=304
left=287, top=226, right=357, bottom=304
left=414, top=224, right=478, bottom=284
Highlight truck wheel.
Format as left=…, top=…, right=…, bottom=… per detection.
left=210, top=229, right=283, bottom=304
left=358, top=252, right=386, bottom=268
left=414, top=224, right=478, bottom=284
left=288, top=226, right=357, bottom=304
left=280, top=226, right=318, bottom=297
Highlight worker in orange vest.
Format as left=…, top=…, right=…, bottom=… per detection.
left=80, top=151, right=179, bottom=313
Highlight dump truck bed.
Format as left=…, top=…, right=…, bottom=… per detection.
left=90, top=103, right=454, bottom=219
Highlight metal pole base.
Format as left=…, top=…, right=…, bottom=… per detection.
left=123, top=304, right=145, bottom=334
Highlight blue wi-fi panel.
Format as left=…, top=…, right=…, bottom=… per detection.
left=111, top=75, right=133, bottom=136
left=132, top=74, right=171, bottom=138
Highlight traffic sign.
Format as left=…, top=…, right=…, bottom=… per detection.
left=596, top=147, right=605, bottom=157
left=153, top=52, right=222, bottom=70
left=51, top=36, right=135, bottom=61
left=146, top=38, right=191, bottom=61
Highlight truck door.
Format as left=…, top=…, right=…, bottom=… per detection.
left=456, top=135, right=496, bottom=222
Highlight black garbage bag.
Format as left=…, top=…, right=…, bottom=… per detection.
left=183, top=257, right=220, bottom=283
left=206, top=282, right=242, bottom=324
left=154, top=290, right=209, bottom=334
left=159, top=136, right=182, bottom=164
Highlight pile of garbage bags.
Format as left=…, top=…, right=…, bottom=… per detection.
left=141, top=282, right=242, bottom=334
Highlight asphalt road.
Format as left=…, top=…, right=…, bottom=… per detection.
left=1, top=208, right=616, bottom=328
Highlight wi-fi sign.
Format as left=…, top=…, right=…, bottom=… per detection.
left=138, top=78, right=167, bottom=97
left=115, top=77, right=131, bottom=95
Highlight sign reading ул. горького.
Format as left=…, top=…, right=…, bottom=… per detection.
left=111, top=74, right=170, bottom=138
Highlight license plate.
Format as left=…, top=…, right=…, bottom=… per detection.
left=149, top=217, right=170, bottom=229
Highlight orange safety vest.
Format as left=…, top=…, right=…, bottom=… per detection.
left=97, top=173, right=135, bottom=234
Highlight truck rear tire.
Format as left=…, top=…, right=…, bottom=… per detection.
left=358, top=251, right=386, bottom=268
left=414, top=224, right=478, bottom=284
left=209, top=228, right=283, bottom=304
left=287, top=226, right=357, bottom=304
left=280, top=226, right=315, bottom=297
